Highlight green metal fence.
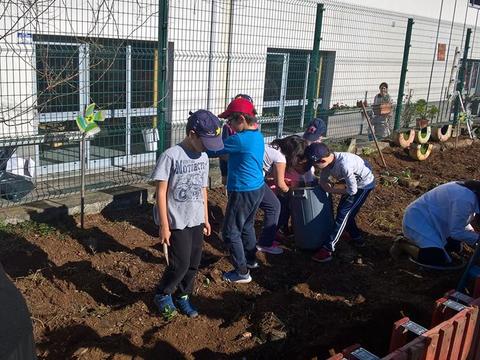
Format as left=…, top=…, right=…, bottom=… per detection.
left=0, top=0, right=479, bottom=207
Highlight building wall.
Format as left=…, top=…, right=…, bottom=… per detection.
left=2, top=0, right=480, bottom=143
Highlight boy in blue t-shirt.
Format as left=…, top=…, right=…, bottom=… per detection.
left=214, top=98, right=265, bottom=283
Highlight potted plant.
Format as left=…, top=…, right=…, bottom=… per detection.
left=413, top=99, right=438, bottom=129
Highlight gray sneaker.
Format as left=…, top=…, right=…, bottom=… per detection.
left=222, top=270, right=252, bottom=283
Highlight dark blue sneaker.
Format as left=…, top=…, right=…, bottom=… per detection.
left=222, top=270, right=252, bottom=283
left=247, top=261, right=260, bottom=269
left=153, top=294, right=177, bottom=320
left=176, top=295, right=199, bottom=318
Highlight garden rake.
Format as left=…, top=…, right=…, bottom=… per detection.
left=358, top=101, right=388, bottom=168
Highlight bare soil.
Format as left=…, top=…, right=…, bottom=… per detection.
left=2, top=140, right=480, bottom=360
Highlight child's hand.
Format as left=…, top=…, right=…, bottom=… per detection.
left=203, top=222, right=211, bottom=236
left=159, top=226, right=171, bottom=246
left=321, top=181, right=334, bottom=192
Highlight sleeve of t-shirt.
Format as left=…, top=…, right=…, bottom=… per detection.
left=151, top=151, right=173, bottom=181
left=450, top=199, right=479, bottom=245
left=207, top=133, right=242, bottom=157
left=341, top=165, right=358, bottom=195
left=202, top=155, right=209, bottom=187
left=270, top=147, right=286, bottom=164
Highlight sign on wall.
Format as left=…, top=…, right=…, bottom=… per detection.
left=437, top=43, right=446, bottom=61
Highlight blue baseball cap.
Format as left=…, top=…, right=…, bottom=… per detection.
left=304, top=143, right=331, bottom=165
left=187, top=110, right=224, bottom=151
left=303, top=118, right=327, bottom=142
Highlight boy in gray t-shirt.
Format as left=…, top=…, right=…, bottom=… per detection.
left=305, top=143, right=375, bottom=263
left=152, top=110, right=223, bottom=320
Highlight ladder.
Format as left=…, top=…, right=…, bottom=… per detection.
left=442, top=46, right=461, bottom=121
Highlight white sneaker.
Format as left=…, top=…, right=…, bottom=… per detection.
left=222, top=270, right=252, bottom=283
left=256, top=244, right=284, bottom=255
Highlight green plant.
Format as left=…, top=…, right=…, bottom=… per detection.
left=329, top=102, right=357, bottom=111
left=400, top=169, right=411, bottom=179
left=17, top=221, right=56, bottom=236
left=413, top=99, right=438, bottom=120
left=401, top=102, right=415, bottom=128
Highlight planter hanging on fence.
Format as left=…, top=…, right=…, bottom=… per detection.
left=409, top=143, right=433, bottom=161
left=431, top=124, right=452, bottom=142
left=393, top=129, right=415, bottom=148
left=142, top=128, right=160, bottom=152
left=415, top=126, right=431, bottom=144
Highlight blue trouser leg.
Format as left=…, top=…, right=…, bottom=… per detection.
left=344, top=188, right=372, bottom=240
left=323, top=188, right=371, bottom=252
left=258, top=184, right=281, bottom=247
left=222, top=187, right=265, bottom=274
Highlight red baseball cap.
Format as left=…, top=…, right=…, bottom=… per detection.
left=218, top=98, right=256, bottom=119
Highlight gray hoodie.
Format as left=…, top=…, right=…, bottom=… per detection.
left=319, top=152, right=375, bottom=195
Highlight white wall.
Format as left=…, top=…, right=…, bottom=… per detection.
left=2, top=0, right=480, bottom=143
left=168, top=0, right=480, bottom=125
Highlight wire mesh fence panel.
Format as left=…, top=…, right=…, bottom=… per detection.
left=0, top=1, right=160, bottom=206
left=1, top=0, right=480, bottom=207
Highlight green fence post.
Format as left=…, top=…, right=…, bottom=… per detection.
left=394, top=18, right=414, bottom=131
left=453, top=28, right=472, bottom=125
left=306, top=3, right=324, bottom=125
left=156, top=0, right=169, bottom=156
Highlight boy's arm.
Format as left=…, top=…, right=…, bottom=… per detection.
left=343, top=173, right=358, bottom=195
left=207, top=134, right=242, bottom=157
left=202, top=187, right=211, bottom=236
left=318, top=169, right=341, bottom=194
left=156, top=181, right=171, bottom=245
left=320, top=180, right=348, bottom=194
left=450, top=200, right=479, bottom=245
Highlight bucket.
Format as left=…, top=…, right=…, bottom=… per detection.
left=142, top=128, right=159, bottom=152
left=290, top=186, right=334, bottom=250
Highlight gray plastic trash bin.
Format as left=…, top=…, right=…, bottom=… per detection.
left=290, top=186, right=334, bottom=250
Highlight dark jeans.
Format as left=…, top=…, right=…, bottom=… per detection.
left=417, top=238, right=461, bottom=266
left=156, top=225, right=204, bottom=297
left=222, top=186, right=265, bottom=274
left=323, top=188, right=372, bottom=252
left=258, top=184, right=281, bottom=247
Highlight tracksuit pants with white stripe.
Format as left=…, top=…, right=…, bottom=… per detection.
left=323, top=187, right=372, bottom=252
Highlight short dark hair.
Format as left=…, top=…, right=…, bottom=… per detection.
left=229, top=109, right=257, bottom=125
left=379, top=82, right=388, bottom=89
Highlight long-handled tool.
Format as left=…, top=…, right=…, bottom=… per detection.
left=152, top=202, right=170, bottom=266
left=358, top=101, right=388, bottom=168
left=163, top=243, right=169, bottom=266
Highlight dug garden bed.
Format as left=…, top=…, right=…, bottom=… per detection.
left=1, top=141, right=480, bottom=359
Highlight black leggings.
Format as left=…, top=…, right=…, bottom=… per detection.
left=156, top=225, right=204, bottom=296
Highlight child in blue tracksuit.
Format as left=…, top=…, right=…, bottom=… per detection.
left=305, top=143, right=375, bottom=263
left=212, top=97, right=265, bottom=283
